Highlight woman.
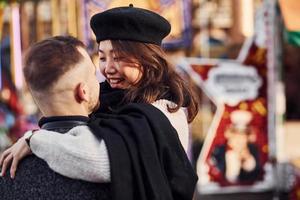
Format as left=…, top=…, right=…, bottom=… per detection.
left=1, top=4, right=198, bottom=192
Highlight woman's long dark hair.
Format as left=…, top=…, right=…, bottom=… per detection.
left=111, top=40, right=198, bottom=122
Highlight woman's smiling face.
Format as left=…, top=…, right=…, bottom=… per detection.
left=98, top=40, right=143, bottom=89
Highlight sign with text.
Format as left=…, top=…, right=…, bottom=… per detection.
left=205, top=62, right=262, bottom=106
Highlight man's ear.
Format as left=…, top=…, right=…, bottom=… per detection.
left=75, top=83, right=88, bottom=103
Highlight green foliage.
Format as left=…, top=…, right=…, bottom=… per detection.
left=285, top=29, right=300, bottom=47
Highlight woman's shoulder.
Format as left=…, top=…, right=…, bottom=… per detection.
left=151, top=99, right=187, bottom=116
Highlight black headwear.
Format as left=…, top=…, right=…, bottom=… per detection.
left=90, top=4, right=171, bottom=45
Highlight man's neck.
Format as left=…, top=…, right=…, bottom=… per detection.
left=35, top=94, right=90, bottom=117
left=39, top=102, right=89, bottom=117
left=43, top=109, right=88, bottom=117
left=42, top=110, right=89, bottom=117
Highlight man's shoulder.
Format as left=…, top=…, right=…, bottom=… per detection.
left=0, top=155, right=111, bottom=200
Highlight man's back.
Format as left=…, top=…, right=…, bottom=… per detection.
left=0, top=155, right=110, bottom=200
left=0, top=117, right=111, bottom=200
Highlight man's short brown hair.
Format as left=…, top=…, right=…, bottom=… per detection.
left=23, top=36, right=85, bottom=92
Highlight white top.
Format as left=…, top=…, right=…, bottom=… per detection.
left=28, top=100, right=189, bottom=183
left=151, top=99, right=189, bottom=152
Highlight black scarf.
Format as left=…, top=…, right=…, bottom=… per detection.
left=88, top=103, right=198, bottom=200
left=95, top=81, right=127, bottom=113
left=95, top=81, right=179, bottom=114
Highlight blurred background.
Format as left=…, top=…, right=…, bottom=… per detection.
left=1, top=0, right=300, bottom=199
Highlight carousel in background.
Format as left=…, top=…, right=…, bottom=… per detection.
left=177, top=0, right=300, bottom=199
left=0, top=0, right=87, bottom=153
left=176, top=0, right=277, bottom=198
left=0, top=0, right=39, bottom=153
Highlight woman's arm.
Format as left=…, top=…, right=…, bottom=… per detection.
left=30, top=126, right=110, bottom=182
left=1, top=126, right=111, bottom=183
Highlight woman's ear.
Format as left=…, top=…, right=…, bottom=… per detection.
left=75, top=83, right=88, bottom=102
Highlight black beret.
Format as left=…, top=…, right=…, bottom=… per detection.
left=90, top=4, right=171, bottom=45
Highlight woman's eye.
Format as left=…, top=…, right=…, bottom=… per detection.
left=99, top=57, right=106, bottom=62
left=113, top=57, right=124, bottom=62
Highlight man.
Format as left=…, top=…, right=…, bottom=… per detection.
left=0, top=36, right=111, bottom=200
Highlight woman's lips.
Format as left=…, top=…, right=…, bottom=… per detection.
left=108, top=78, right=124, bottom=84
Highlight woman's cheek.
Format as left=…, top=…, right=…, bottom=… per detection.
left=125, top=67, right=142, bottom=84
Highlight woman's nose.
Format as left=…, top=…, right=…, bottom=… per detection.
left=104, top=59, right=116, bottom=74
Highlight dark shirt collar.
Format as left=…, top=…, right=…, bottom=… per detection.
left=39, top=115, right=90, bottom=130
